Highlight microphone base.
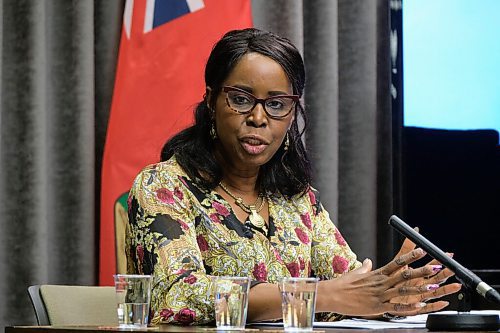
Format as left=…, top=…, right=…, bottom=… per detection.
left=426, top=313, right=499, bottom=331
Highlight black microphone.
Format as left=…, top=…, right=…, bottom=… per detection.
left=388, top=215, right=500, bottom=305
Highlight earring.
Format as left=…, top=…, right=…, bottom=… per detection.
left=284, top=133, right=289, bottom=151
left=210, top=122, right=217, bottom=140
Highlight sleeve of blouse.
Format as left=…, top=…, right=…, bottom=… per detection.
left=308, top=188, right=361, bottom=279
left=128, top=163, right=214, bottom=325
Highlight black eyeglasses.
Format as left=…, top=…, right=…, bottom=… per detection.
left=222, top=86, right=299, bottom=119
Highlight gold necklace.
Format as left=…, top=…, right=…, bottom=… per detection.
left=219, top=182, right=267, bottom=233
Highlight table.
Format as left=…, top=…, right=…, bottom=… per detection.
left=4, top=325, right=498, bottom=333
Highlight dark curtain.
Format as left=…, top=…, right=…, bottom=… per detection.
left=0, top=0, right=397, bottom=327
left=0, top=0, right=124, bottom=327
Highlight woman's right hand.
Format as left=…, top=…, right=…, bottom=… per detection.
left=316, top=248, right=462, bottom=317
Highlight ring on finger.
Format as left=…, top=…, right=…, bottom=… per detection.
left=402, top=269, right=412, bottom=280
left=382, top=313, right=407, bottom=321
left=395, top=257, right=405, bottom=266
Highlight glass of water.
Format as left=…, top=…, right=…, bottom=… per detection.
left=279, top=277, right=319, bottom=332
left=113, top=274, right=152, bottom=328
left=213, top=276, right=251, bottom=330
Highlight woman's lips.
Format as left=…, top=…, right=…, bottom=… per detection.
left=240, top=135, right=269, bottom=155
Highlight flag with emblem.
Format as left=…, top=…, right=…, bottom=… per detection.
left=100, top=0, right=252, bottom=285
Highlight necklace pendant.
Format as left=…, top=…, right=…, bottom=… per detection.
left=249, top=208, right=266, bottom=229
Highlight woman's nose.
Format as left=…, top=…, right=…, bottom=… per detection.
left=246, top=102, right=268, bottom=127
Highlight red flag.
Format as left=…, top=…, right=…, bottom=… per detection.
left=100, top=0, right=252, bottom=285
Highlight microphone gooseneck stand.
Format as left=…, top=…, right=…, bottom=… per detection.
left=388, top=215, right=500, bottom=331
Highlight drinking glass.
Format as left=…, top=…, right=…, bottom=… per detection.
left=213, top=276, right=251, bottom=330
left=113, top=274, right=152, bottom=328
left=279, top=277, right=319, bottom=332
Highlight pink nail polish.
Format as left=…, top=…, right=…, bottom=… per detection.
left=427, top=284, right=439, bottom=291
left=432, top=265, right=442, bottom=273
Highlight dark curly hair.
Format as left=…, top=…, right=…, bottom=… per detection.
left=161, top=28, right=311, bottom=197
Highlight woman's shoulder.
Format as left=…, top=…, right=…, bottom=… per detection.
left=129, top=157, right=195, bottom=213
left=271, top=186, right=322, bottom=213
left=131, top=156, right=189, bottom=190
left=286, top=186, right=321, bottom=205
left=143, top=156, right=187, bottom=176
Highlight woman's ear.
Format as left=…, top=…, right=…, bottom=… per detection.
left=205, top=86, right=213, bottom=109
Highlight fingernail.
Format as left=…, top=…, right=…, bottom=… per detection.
left=417, top=248, right=426, bottom=255
left=432, top=265, right=442, bottom=273
left=418, top=302, right=427, bottom=308
left=427, top=284, right=439, bottom=291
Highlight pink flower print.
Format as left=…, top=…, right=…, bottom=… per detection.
left=286, top=262, right=300, bottom=277
left=156, top=188, right=174, bottom=204
left=197, top=235, right=209, bottom=251
left=160, top=308, right=174, bottom=320
left=212, top=201, right=230, bottom=216
left=178, top=220, right=189, bottom=231
left=174, top=187, right=183, bottom=200
left=300, top=213, right=312, bottom=230
left=209, top=213, right=221, bottom=224
left=183, top=275, right=197, bottom=284
left=334, top=230, right=347, bottom=246
left=332, top=255, right=349, bottom=274
left=253, top=262, right=268, bottom=281
left=273, top=248, right=283, bottom=263
left=294, top=227, right=310, bottom=244
left=308, top=190, right=316, bottom=205
left=299, top=257, right=305, bottom=270
left=174, top=308, right=196, bottom=324
left=178, top=176, right=188, bottom=187
left=174, top=268, right=187, bottom=275
left=136, top=244, right=144, bottom=263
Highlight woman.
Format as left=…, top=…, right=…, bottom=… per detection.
left=127, top=28, right=461, bottom=325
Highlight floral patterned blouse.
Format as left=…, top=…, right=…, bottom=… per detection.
left=127, top=157, right=361, bottom=325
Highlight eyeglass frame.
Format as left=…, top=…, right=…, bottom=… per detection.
left=222, top=86, right=299, bottom=119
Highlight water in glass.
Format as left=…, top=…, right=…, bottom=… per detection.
left=215, top=289, right=248, bottom=329
left=117, top=302, right=149, bottom=328
left=281, top=290, right=316, bottom=331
